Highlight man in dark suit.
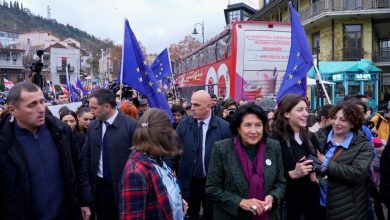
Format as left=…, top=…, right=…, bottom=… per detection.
left=176, top=90, right=232, bottom=220
left=78, top=89, right=137, bottom=220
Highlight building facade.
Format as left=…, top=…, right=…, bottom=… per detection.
left=0, top=28, right=25, bottom=85
left=251, top=0, right=390, bottom=106
left=20, top=32, right=82, bottom=86
left=49, top=47, right=81, bottom=85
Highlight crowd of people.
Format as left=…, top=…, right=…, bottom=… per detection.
left=0, top=81, right=390, bottom=220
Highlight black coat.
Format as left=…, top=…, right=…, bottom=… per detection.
left=380, top=138, right=390, bottom=208
left=176, top=114, right=232, bottom=200
left=271, top=134, right=321, bottom=220
left=0, top=114, right=81, bottom=220
left=78, top=111, right=137, bottom=207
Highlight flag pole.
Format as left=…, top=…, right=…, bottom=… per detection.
left=166, top=48, right=178, bottom=103
left=313, top=60, right=331, bottom=104
left=65, top=64, right=72, bottom=103
left=119, top=18, right=126, bottom=101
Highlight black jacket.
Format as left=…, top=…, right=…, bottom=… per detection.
left=176, top=114, right=232, bottom=200
left=0, top=114, right=81, bottom=220
left=380, top=138, right=390, bottom=208
left=78, top=111, right=137, bottom=207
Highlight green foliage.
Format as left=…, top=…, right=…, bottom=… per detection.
left=0, top=83, right=5, bottom=91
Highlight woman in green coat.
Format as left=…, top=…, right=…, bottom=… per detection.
left=205, top=103, right=286, bottom=220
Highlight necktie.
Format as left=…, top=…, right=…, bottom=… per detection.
left=102, top=121, right=111, bottom=183
left=194, top=121, right=205, bottom=177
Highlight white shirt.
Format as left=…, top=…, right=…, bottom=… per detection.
left=198, top=114, right=211, bottom=175
left=97, top=110, right=119, bottom=178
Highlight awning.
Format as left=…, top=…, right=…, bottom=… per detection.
left=308, top=59, right=382, bottom=78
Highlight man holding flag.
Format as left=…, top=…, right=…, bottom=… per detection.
left=276, top=2, right=313, bottom=103
left=119, top=19, right=173, bottom=122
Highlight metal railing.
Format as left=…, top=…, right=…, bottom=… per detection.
left=373, top=48, right=390, bottom=62
left=300, top=0, right=390, bottom=22
left=0, top=60, right=24, bottom=68
left=342, top=47, right=364, bottom=60
left=56, top=66, right=75, bottom=73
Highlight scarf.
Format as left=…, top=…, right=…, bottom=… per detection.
left=235, top=137, right=268, bottom=220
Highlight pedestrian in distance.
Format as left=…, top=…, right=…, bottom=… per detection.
left=206, top=103, right=286, bottom=219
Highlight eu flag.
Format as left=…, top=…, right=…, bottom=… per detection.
left=151, top=48, right=173, bottom=89
left=76, top=78, right=87, bottom=96
left=276, top=2, right=313, bottom=102
left=120, top=19, right=173, bottom=122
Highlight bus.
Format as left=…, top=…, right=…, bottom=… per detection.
left=174, top=21, right=291, bottom=102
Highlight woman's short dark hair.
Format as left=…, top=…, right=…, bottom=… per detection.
left=230, top=103, right=268, bottom=138
left=132, top=108, right=179, bottom=157
left=329, top=101, right=364, bottom=132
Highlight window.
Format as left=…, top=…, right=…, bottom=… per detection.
left=312, top=32, right=320, bottom=55
left=344, top=25, right=362, bottom=48
left=229, top=10, right=240, bottom=22
left=59, top=75, right=67, bottom=84
left=343, top=24, right=363, bottom=60
left=0, top=32, right=5, bottom=38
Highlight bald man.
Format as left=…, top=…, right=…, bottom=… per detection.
left=176, top=90, right=232, bottom=220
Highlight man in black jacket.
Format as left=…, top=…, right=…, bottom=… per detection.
left=0, top=82, right=80, bottom=219
left=78, top=89, right=137, bottom=220
left=176, top=90, right=232, bottom=220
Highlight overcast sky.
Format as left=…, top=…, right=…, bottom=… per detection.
left=21, top=0, right=258, bottom=54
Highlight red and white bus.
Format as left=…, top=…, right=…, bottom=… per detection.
left=174, top=21, right=291, bottom=102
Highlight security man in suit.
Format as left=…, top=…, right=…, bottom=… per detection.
left=78, top=89, right=137, bottom=220
left=176, top=90, right=232, bottom=220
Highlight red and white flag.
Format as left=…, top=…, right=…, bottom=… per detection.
left=3, top=78, right=14, bottom=89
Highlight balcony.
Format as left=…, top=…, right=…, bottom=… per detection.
left=300, top=0, right=390, bottom=23
left=342, top=47, right=364, bottom=61
left=0, top=60, right=24, bottom=69
left=373, top=49, right=390, bottom=63
left=56, top=66, right=75, bottom=73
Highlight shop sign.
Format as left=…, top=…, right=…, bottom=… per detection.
left=354, top=73, right=371, bottom=81
left=332, top=74, right=343, bottom=82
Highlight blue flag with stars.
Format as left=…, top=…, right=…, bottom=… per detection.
left=276, top=2, right=313, bottom=102
left=151, top=48, right=173, bottom=89
left=120, top=19, right=173, bottom=122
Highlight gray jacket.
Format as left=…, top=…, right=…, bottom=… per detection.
left=316, top=126, right=373, bottom=220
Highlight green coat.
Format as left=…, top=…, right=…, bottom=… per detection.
left=316, top=126, right=373, bottom=220
left=205, top=138, right=286, bottom=220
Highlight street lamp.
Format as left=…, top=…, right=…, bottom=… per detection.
left=192, top=21, right=204, bottom=44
